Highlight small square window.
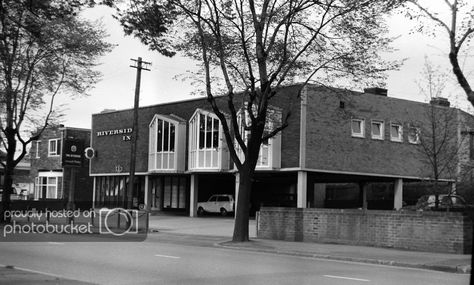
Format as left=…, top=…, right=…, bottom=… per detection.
left=371, top=120, right=384, bottom=140
left=408, top=127, right=420, bottom=144
left=48, top=139, right=61, bottom=156
left=351, top=119, right=365, bottom=138
left=390, top=123, right=403, bottom=142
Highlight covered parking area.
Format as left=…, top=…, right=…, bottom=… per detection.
left=188, top=170, right=452, bottom=216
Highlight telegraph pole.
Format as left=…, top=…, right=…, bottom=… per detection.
left=127, top=57, right=150, bottom=209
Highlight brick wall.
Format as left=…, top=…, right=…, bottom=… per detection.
left=457, top=111, right=474, bottom=202
left=30, top=127, right=63, bottom=176
left=257, top=207, right=473, bottom=254
left=304, top=86, right=461, bottom=179
left=91, top=87, right=302, bottom=174
left=28, top=126, right=92, bottom=207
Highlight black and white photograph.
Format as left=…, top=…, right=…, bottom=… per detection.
left=0, top=0, right=473, bottom=284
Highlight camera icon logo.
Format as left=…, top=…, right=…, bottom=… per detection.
left=98, top=208, right=139, bottom=236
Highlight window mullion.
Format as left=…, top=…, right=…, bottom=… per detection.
left=204, top=115, right=208, bottom=167
left=167, top=121, right=171, bottom=169
left=161, top=120, right=164, bottom=169
left=210, top=117, right=214, bottom=167
left=196, top=116, right=199, bottom=168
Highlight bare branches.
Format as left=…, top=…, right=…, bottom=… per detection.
left=407, top=0, right=474, bottom=107
left=408, top=0, right=451, bottom=34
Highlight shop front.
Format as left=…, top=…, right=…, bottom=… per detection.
left=94, top=175, right=145, bottom=209
left=148, top=175, right=188, bottom=212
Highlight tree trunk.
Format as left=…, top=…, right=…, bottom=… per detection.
left=1, top=166, right=14, bottom=225
left=232, top=165, right=253, bottom=242
left=1, top=129, right=16, bottom=224
left=449, top=51, right=474, bottom=107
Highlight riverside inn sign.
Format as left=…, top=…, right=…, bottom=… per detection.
left=96, top=128, right=133, bottom=141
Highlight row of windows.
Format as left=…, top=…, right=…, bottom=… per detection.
left=149, top=111, right=226, bottom=171
left=149, top=109, right=278, bottom=171
left=351, top=119, right=420, bottom=144
left=34, top=139, right=62, bottom=158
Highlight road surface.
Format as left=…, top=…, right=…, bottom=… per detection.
left=0, top=233, right=468, bottom=285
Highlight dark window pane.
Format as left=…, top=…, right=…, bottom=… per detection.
left=351, top=120, right=361, bottom=134
left=49, top=140, right=55, bottom=153
left=170, top=124, right=175, bottom=152
left=206, top=131, right=212, bottom=148
left=470, top=134, right=474, bottom=160
left=157, top=119, right=163, bottom=152
left=163, top=121, right=169, bottom=151
left=206, top=116, right=212, bottom=148
left=390, top=125, right=398, bottom=138
left=372, top=122, right=381, bottom=136
left=57, top=139, right=61, bottom=155
left=199, top=114, right=205, bottom=149
left=213, top=131, right=219, bottom=149
left=213, top=119, right=219, bottom=148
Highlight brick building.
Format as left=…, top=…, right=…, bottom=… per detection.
left=28, top=126, right=93, bottom=209
left=89, top=84, right=474, bottom=215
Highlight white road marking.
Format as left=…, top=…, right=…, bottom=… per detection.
left=323, top=275, right=370, bottom=282
left=154, top=254, right=181, bottom=259
left=48, top=242, right=64, bottom=245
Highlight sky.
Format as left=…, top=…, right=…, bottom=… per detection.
left=56, top=2, right=474, bottom=129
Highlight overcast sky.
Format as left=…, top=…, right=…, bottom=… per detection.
left=56, top=3, right=473, bottom=129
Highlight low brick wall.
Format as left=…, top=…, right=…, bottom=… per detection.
left=257, top=207, right=473, bottom=254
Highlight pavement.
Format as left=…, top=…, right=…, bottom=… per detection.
left=148, top=215, right=472, bottom=274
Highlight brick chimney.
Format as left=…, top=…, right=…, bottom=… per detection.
left=429, top=97, right=450, bottom=107
left=364, top=87, right=388, bottom=96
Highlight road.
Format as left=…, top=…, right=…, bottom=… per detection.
left=0, top=233, right=469, bottom=285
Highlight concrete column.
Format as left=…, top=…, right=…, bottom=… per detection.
left=234, top=173, right=239, bottom=218
left=359, top=182, right=368, bottom=210
left=144, top=176, right=149, bottom=211
left=297, top=171, right=307, bottom=208
left=394, top=178, right=403, bottom=210
left=299, top=86, right=308, bottom=169
left=313, top=183, right=326, bottom=208
left=189, top=174, right=199, bottom=217
left=92, top=177, right=96, bottom=209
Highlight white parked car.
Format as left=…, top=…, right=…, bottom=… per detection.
left=197, top=194, right=235, bottom=216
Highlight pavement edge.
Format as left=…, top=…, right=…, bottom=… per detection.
left=216, top=241, right=471, bottom=274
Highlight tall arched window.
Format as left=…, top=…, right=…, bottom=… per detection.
left=149, top=114, right=185, bottom=171
left=189, top=109, right=226, bottom=170
left=236, top=106, right=281, bottom=169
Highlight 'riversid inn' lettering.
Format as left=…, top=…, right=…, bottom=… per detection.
left=96, top=128, right=133, bottom=137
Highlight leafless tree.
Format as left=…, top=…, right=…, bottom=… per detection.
left=115, top=0, right=404, bottom=242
